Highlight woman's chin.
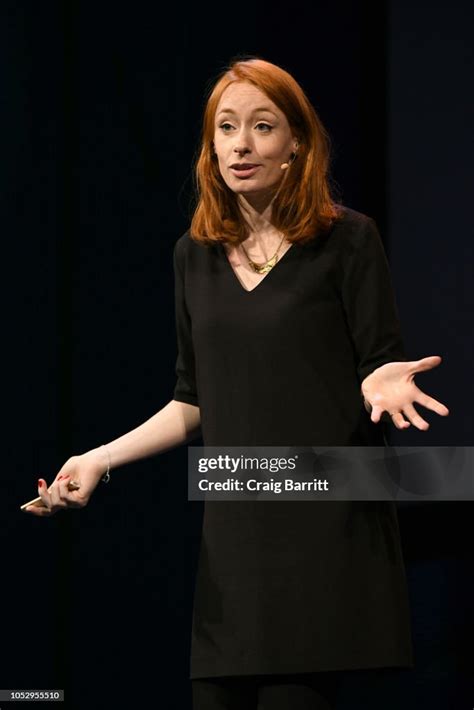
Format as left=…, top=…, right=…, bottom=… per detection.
left=230, top=181, right=280, bottom=200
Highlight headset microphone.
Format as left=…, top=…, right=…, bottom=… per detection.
left=280, top=149, right=298, bottom=170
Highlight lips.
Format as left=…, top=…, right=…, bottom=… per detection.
left=230, top=163, right=260, bottom=170
left=229, top=164, right=261, bottom=178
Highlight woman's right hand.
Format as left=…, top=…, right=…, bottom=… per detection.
left=23, top=448, right=110, bottom=517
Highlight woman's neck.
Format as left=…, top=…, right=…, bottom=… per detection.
left=237, top=192, right=276, bottom=234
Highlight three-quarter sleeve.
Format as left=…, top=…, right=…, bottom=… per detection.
left=341, top=216, right=407, bottom=384
left=172, top=238, right=199, bottom=406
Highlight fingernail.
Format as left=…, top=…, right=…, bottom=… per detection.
left=38, top=479, right=43, bottom=488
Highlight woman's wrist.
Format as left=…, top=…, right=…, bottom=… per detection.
left=81, top=446, right=112, bottom=482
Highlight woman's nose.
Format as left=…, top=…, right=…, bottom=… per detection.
left=233, top=129, right=253, bottom=154
left=233, top=145, right=250, bottom=156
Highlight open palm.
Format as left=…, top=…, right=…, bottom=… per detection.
left=361, top=355, right=449, bottom=430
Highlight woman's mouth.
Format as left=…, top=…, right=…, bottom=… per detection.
left=229, top=165, right=261, bottom=178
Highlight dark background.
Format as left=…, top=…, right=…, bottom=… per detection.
left=3, top=0, right=472, bottom=708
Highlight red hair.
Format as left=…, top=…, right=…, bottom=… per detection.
left=190, top=56, right=342, bottom=246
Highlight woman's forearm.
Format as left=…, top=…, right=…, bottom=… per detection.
left=82, top=399, right=201, bottom=471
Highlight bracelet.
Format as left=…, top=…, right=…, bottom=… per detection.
left=100, top=445, right=111, bottom=483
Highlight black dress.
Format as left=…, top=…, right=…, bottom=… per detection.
left=172, top=205, right=414, bottom=680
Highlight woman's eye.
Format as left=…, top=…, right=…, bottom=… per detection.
left=218, top=123, right=273, bottom=132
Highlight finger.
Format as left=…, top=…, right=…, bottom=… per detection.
left=410, top=355, right=443, bottom=374
left=58, top=477, right=84, bottom=508
left=390, top=412, right=411, bottom=430
left=49, top=478, right=71, bottom=510
left=23, top=504, right=54, bottom=517
left=370, top=404, right=384, bottom=424
left=415, top=392, right=450, bottom=416
left=48, top=478, right=64, bottom=509
left=38, top=479, right=53, bottom=511
left=62, top=497, right=86, bottom=509
left=402, top=403, right=429, bottom=430
left=55, top=476, right=74, bottom=508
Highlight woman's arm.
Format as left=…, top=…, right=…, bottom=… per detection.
left=23, top=400, right=201, bottom=515
left=341, top=216, right=448, bottom=430
left=83, top=399, right=201, bottom=471
left=24, top=237, right=201, bottom=515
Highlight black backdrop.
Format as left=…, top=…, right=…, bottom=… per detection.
left=3, top=1, right=472, bottom=708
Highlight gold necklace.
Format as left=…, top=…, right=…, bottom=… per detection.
left=240, top=233, right=287, bottom=274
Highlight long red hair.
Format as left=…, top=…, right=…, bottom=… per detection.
left=189, top=56, right=342, bottom=246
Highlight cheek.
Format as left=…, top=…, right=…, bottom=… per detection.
left=215, top=157, right=232, bottom=184
left=214, top=145, right=228, bottom=169
left=217, top=156, right=228, bottom=176
left=257, top=140, right=286, bottom=162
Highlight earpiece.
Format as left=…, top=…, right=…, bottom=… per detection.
left=281, top=142, right=299, bottom=170
left=280, top=152, right=297, bottom=170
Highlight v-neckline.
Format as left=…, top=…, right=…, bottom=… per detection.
left=219, top=242, right=297, bottom=294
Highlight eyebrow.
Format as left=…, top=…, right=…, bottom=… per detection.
left=216, top=107, right=278, bottom=118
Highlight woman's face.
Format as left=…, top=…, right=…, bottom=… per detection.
left=213, top=81, right=298, bottom=203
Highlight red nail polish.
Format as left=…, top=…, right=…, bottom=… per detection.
left=38, top=479, right=43, bottom=487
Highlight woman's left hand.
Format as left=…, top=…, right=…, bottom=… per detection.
left=361, top=355, right=450, bottom=430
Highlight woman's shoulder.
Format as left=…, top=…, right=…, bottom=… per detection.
left=174, top=229, right=217, bottom=252
left=327, top=204, right=381, bottom=255
left=331, top=204, right=375, bottom=234
left=173, top=229, right=217, bottom=272
left=174, top=229, right=193, bottom=255
left=174, top=229, right=199, bottom=258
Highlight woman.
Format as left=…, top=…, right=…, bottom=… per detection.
left=24, top=58, right=449, bottom=709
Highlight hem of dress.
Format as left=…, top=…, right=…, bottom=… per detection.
left=189, top=656, right=415, bottom=680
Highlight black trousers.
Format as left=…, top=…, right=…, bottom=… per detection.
left=191, top=671, right=342, bottom=710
